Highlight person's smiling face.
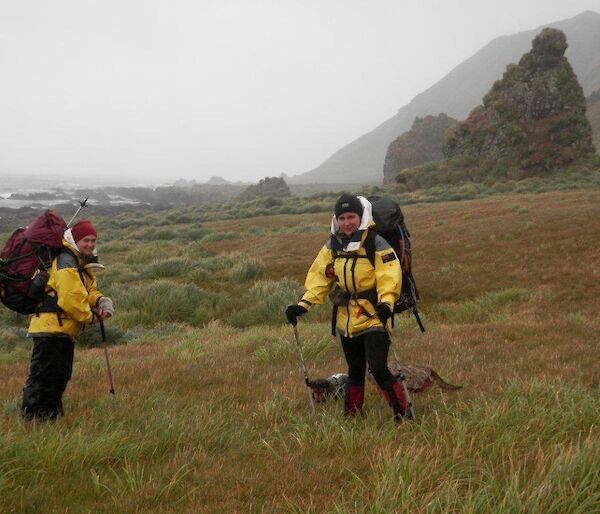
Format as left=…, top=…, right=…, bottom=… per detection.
left=76, top=235, right=97, bottom=257
left=337, top=212, right=361, bottom=236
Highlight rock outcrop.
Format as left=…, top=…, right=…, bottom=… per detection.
left=444, top=29, right=595, bottom=172
left=587, top=89, right=600, bottom=152
left=236, top=177, right=291, bottom=202
left=383, top=114, right=458, bottom=184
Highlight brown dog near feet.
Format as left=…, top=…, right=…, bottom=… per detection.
left=389, top=364, right=462, bottom=393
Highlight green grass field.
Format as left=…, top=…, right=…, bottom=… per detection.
left=1, top=190, right=599, bottom=513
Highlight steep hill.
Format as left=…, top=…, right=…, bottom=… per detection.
left=290, top=11, right=600, bottom=184
left=444, top=28, right=594, bottom=172
left=383, top=114, right=458, bottom=184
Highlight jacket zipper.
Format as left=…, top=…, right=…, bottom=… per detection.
left=343, top=257, right=351, bottom=337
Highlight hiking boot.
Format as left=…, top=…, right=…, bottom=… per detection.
left=381, top=381, right=411, bottom=422
left=344, top=385, right=364, bottom=417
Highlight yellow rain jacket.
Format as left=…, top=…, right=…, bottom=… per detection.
left=28, top=240, right=104, bottom=339
left=298, top=200, right=402, bottom=337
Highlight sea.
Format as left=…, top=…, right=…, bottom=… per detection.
left=0, top=175, right=143, bottom=209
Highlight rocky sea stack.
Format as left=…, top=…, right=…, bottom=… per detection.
left=444, top=28, right=595, bottom=172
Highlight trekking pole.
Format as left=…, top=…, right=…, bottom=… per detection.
left=292, top=325, right=316, bottom=414
left=407, top=275, right=425, bottom=333
left=98, top=317, right=116, bottom=395
left=67, top=197, right=89, bottom=227
left=412, top=308, right=425, bottom=333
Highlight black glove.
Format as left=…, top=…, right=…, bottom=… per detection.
left=285, top=305, right=307, bottom=326
left=375, top=303, right=392, bottom=325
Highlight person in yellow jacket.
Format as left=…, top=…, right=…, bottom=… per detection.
left=285, top=194, right=410, bottom=421
left=22, top=220, right=114, bottom=421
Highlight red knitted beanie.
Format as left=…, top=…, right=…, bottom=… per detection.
left=71, top=220, right=97, bottom=243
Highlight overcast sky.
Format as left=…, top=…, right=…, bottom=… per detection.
left=0, top=1, right=598, bottom=185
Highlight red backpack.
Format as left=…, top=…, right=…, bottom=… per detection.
left=0, top=210, right=67, bottom=314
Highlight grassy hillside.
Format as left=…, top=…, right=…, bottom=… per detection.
left=1, top=191, right=599, bottom=512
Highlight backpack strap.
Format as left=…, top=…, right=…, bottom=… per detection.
left=364, top=229, right=376, bottom=268
left=331, top=305, right=337, bottom=336
left=330, top=230, right=377, bottom=266
left=35, top=248, right=82, bottom=325
left=56, top=249, right=78, bottom=270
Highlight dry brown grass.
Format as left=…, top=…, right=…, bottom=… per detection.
left=1, top=190, right=599, bottom=512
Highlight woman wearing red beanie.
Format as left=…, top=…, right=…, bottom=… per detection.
left=22, top=220, right=114, bottom=421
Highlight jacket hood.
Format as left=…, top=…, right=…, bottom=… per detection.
left=330, top=196, right=373, bottom=252
left=63, top=229, right=80, bottom=254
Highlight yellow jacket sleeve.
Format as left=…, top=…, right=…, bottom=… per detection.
left=54, top=267, right=94, bottom=324
left=374, top=248, right=402, bottom=310
left=299, top=245, right=334, bottom=310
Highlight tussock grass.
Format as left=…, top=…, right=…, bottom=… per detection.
left=0, top=328, right=30, bottom=364
left=141, top=257, right=194, bottom=279
left=230, top=278, right=304, bottom=327
left=253, top=333, right=331, bottom=364
left=76, top=324, right=143, bottom=348
left=108, top=281, right=227, bottom=327
left=433, top=288, right=532, bottom=323
left=100, top=263, right=140, bottom=286
left=186, top=267, right=211, bottom=285
left=165, top=321, right=240, bottom=360
left=227, top=255, right=265, bottom=282
left=122, top=247, right=163, bottom=266
left=321, top=382, right=600, bottom=514
left=0, top=308, right=26, bottom=328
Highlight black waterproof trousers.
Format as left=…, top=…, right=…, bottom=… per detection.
left=22, top=336, right=74, bottom=421
left=340, top=330, right=396, bottom=389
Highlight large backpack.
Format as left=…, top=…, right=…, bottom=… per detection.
left=366, top=196, right=425, bottom=332
left=0, top=210, right=67, bottom=314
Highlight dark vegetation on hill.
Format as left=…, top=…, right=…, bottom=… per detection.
left=383, top=114, right=458, bottom=184
left=393, top=154, right=600, bottom=192
left=235, top=176, right=291, bottom=202
left=444, top=29, right=594, bottom=173
left=105, top=184, right=244, bottom=205
left=587, top=89, right=600, bottom=151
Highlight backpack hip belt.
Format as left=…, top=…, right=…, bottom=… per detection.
left=330, top=288, right=377, bottom=336
left=333, top=287, right=377, bottom=306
